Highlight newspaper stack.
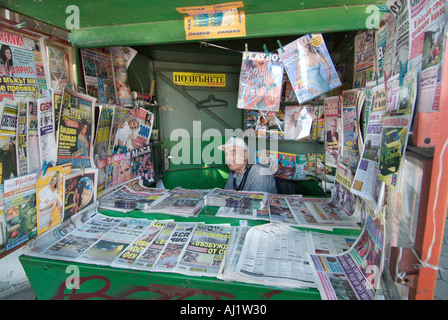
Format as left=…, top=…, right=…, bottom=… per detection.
left=140, top=187, right=211, bottom=217
left=204, top=188, right=268, bottom=210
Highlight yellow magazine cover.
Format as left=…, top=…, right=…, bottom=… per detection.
left=36, top=163, right=71, bottom=234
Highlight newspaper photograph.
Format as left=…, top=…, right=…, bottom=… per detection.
left=0, top=132, right=17, bottom=183
left=111, top=220, right=167, bottom=268
left=56, top=86, right=96, bottom=168
left=63, top=168, right=97, bottom=221
left=308, top=205, right=384, bottom=300
left=16, top=100, right=27, bottom=176
left=35, top=163, right=71, bottom=235
left=26, top=98, right=40, bottom=174
left=37, top=97, right=56, bottom=167
left=379, top=68, right=417, bottom=189
left=3, top=172, right=37, bottom=251
left=111, top=105, right=153, bottom=154
left=279, top=33, right=341, bottom=103
left=177, top=224, right=233, bottom=277
left=237, top=51, right=283, bottom=111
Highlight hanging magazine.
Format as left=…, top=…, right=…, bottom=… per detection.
left=93, top=104, right=114, bottom=163
left=237, top=51, right=283, bottom=111
left=16, top=100, right=28, bottom=176
left=111, top=105, right=154, bottom=154
left=284, top=105, right=314, bottom=140
left=278, top=33, right=341, bottom=104
left=56, top=86, right=96, bottom=168
left=26, top=98, right=40, bottom=174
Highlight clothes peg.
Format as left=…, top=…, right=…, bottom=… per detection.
left=399, top=60, right=408, bottom=86
left=245, top=43, right=248, bottom=56
left=263, top=44, right=270, bottom=56
left=277, top=39, right=285, bottom=53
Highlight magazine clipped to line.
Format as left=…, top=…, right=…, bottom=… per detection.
left=111, top=105, right=154, bottom=155
left=237, top=51, right=284, bottom=112
left=26, top=98, right=40, bottom=175
left=16, top=100, right=28, bottom=176
left=278, top=33, right=342, bottom=104
left=204, top=188, right=267, bottom=210
left=56, top=86, right=96, bottom=169
left=283, top=105, right=314, bottom=140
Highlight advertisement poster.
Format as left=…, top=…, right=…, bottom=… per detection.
left=56, top=86, right=96, bottom=168
left=36, top=163, right=72, bottom=235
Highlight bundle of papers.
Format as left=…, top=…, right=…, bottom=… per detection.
left=140, top=187, right=211, bottom=217
left=204, top=188, right=267, bottom=210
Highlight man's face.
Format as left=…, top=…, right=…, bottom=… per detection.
left=224, top=146, right=247, bottom=172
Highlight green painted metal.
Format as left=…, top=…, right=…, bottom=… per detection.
left=67, top=5, right=381, bottom=48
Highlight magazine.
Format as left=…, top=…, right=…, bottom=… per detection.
left=63, top=168, right=98, bottom=221
left=341, top=89, right=360, bottom=171
left=26, top=98, right=40, bottom=174
left=353, top=30, right=376, bottom=88
left=284, top=105, right=314, bottom=140
left=37, top=97, right=56, bottom=167
left=177, top=223, right=233, bottom=277
left=93, top=104, right=114, bottom=163
left=0, top=98, right=18, bottom=135
left=16, top=100, right=27, bottom=176
left=0, top=132, right=16, bottom=183
left=35, top=163, right=72, bottom=235
left=237, top=51, right=284, bottom=111
left=56, top=86, right=96, bottom=168
left=204, top=188, right=267, bottom=210
left=111, top=105, right=153, bottom=155
left=324, top=96, right=342, bottom=168
left=279, top=33, right=341, bottom=103
left=3, top=173, right=37, bottom=251
left=108, top=105, right=131, bottom=156
left=111, top=47, right=137, bottom=106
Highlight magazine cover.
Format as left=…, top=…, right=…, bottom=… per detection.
left=37, top=97, right=56, bottom=167
left=237, top=51, right=283, bottom=111
left=4, top=173, right=37, bottom=251
left=63, top=168, right=98, bottom=222
left=108, top=105, right=131, bottom=155
left=36, top=163, right=72, bottom=235
left=129, top=145, right=155, bottom=186
left=324, top=96, right=342, bottom=168
left=0, top=133, right=17, bottom=184
left=279, top=33, right=341, bottom=104
left=353, top=30, right=376, bottom=88
left=111, top=47, right=137, bottom=106
left=111, top=105, right=153, bottom=154
left=284, top=105, right=314, bottom=140
left=16, top=100, right=27, bottom=176
left=26, top=98, right=40, bottom=174
left=93, top=104, right=114, bottom=163
left=0, top=98, right=18, bottom=135
left=56, top=86, right=96, bottom=168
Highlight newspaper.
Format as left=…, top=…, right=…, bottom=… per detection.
left=56, top=86, right=96, bottom=168
left=283, top=105, right=314, bottom=140
left=409, top=0, right=447, bottom=112
left=233, top=223, right=316, bottom=289
left=93, top=104, right=114, bottom=163
left=111, top=220, right=168, bottom=268
left=111, top=105, right=153, bottom=155
left=0, top=185, right=4, bottom=253
left=150, top=222, right=197, bottom=273
left=111, top=47, right=137, bottom=106
left=215, top=207, right=270, bottom=221
left=391, top=0, right=410, bottom=76
left=63, top=168, right=98, bottom=221
left=341, top=89, right=360, bottom=171
left=52, top=89, right=63, bottom=142
left=37, top=97, right=56, bottom=167
left=81, top=48, right=117, bottom=104
left=267, top=194, right=299, bottom=225
left=351, top=81, right=388, bottom=209
left=23, top=202, right=99, bottom=256
left=35, top=163, right=72, bottom=235
left=78, top=217, right=153, bottom=265
left=0, top=132, right=16, bottom=183
left=0, top=98, right=18, bottom=135
left=16, top=100, right=27, bottom=176
left=237, top=51, right=283, bottom=111
left=308, top=205, right=385, bottom=300
left=378, top=68, right=417, bottom=189
left=26, top=98, right=40, bottom=174
left=324, top=96, right=342, bottom=168
left=142, top=188, right=210, bottom=217
left=177, top=223, right=233, bottom=277
left=279, top=33, right=341, bottom=103
left=204, top=188, right=267, bottom=210
left=3, top=172, right=37, bottom=251
left=285, top=195, right=335, bottom=231
left=353, top=30, right=376, bottom=88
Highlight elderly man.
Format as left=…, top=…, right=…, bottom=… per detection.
left=218, top=137, right=277, bottom=193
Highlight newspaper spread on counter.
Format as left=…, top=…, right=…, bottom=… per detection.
left=56, top=86, right=96, bottom=168
left=215, top=207, right=270, bottom=221
left=308, top=205, right=385, bottom=300
left=204, top=188, right=267, bottom=210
